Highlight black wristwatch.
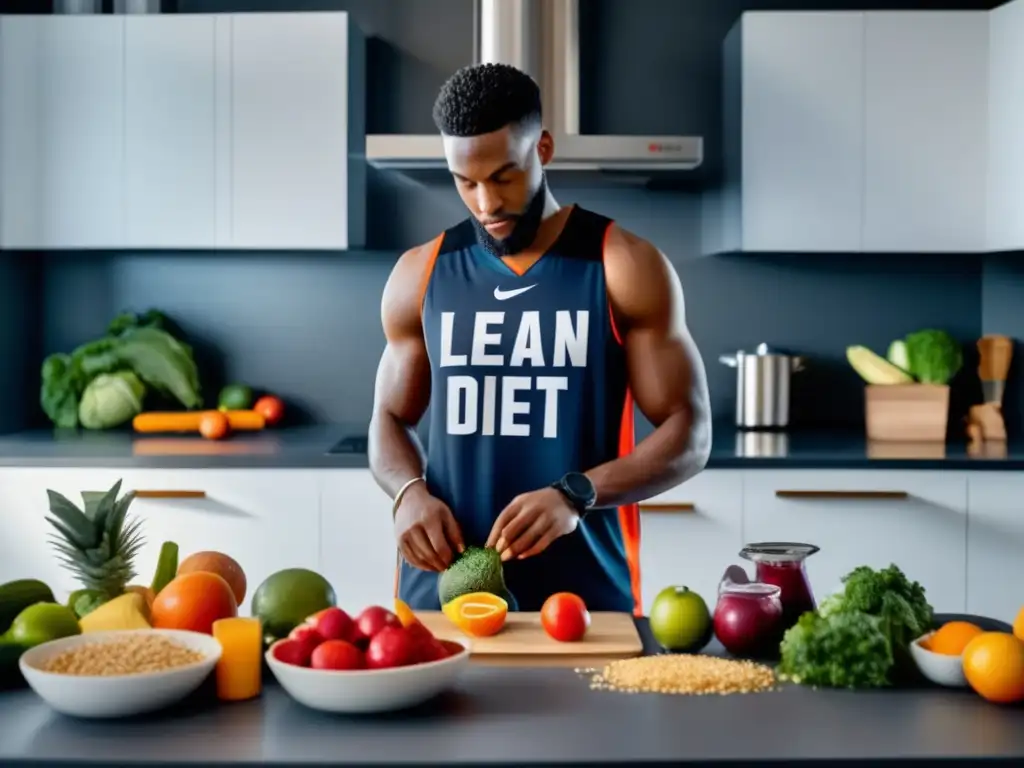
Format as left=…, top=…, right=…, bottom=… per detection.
left=550, top=472, right=597, bottom=515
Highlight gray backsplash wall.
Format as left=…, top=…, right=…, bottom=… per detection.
left=15, top=0, right=1023, bottom=436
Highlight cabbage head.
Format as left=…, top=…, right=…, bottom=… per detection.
left=78, top=371, right=146, bottom=429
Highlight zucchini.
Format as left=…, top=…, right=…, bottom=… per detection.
left=0, top=579, right=56, bottom=635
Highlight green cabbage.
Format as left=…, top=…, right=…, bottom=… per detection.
left=78, top=371, right=146, bottom=430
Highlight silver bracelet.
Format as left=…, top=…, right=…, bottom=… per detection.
left=392, top=476, right=425, bottom=517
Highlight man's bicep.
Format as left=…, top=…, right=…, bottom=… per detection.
left=609, top=237, right=707, bottom=427
left=623, top=307, right=698, bottom=427
left=373, top=248, right=433, bottom=426
left=374, top=336, right=431, bottom=426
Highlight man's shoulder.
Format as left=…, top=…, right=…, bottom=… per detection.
left=602, top=221, right=663, bottom=272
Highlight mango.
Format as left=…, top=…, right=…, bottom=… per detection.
left=79, top=592, right=151, bottom=633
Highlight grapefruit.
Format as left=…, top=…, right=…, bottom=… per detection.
left=177, top=550, right=247, bottom=603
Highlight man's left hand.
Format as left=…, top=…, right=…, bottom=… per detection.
left=485, top=488, right=580, bottom=561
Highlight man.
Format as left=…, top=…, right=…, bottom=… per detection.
left=368, top=62, right=711, bottom=615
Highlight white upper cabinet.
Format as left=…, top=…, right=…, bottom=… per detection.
left=715, top=12, right=865, bottom=253
left=988, top=0, right=1024, bottom=252
left=0, top=13, right=365, bottom=251
left=1, top=16, right=125, bottom=250
left=227, top=13, right=365, bottom=250
left=125, top=16, right=219, bottom=249
left=863, top=12, right=988, bottom=253
left=712, top=9, right=992, bottom=255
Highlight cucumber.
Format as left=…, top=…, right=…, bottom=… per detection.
left=0, top=579, right=56, bottom=635
left=150, top=541, right=179, bottom=595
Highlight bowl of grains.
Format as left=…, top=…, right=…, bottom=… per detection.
left=19, top=629, right=221, bottom=718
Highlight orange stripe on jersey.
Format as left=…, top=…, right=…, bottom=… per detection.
left=393, top=549, right=400, bottom=600
left=616, top=388, right=643, bottom=617
left=418, top=233, right=446, bottom=314
left=602, top=222, right=624, bottom=346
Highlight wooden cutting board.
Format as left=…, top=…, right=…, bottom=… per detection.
left=416, top=610, right=644, bottom=668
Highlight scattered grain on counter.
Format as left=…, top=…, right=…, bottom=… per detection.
left=583, top=654, right=778, bottom=696
left=42, top=634, right=206, bottom=676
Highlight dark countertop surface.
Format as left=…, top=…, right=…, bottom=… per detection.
left=0, top=423, right=1021, bottom=470
left=2, top=620, right=1023, bottom=767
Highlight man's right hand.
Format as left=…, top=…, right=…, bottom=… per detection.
left=394, top=483, right=464, bottom=572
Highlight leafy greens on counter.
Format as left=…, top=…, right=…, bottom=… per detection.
left=40, top=309, right=202, bottom=429
left=778, top=564, right=934, bottom=689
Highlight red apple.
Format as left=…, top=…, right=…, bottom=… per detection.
left=355, top=606, right=401, bottom=640
left=288, top=625, right=325, bottom=657
left=365, top=626, right=417, bottom=669
left=403, top=620, right=447, bottom=663
left=311, top=639, right=365, bottom=671
left=306, top=607, right=357, bottom=643
left=272, top=638, right=312, bottom=667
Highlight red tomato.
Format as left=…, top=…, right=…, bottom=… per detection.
left=541, top=592, right=591, bottom=642
left=254, top=395, right=285, bottom=426
left=199, top=410, right=230, bottom=440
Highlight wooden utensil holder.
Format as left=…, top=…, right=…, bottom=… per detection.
left=865, top=384, right=950, bottom=442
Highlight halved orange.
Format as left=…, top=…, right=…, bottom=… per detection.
left=441, top=592, right=508, bottom=637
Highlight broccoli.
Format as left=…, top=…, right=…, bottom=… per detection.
left=437, top=546, right=518, bottom=609
left=903, top=329, right=963, bottom=385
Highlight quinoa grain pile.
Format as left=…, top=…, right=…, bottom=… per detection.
left=581, top=654, right=778, bottom=696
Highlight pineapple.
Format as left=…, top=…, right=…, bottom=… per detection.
left=45, top=479, right=145, bottom=599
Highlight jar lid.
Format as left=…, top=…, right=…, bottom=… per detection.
left=719, top=581, right=782, bottom=597
left=740, top=542, right=820, bottom=563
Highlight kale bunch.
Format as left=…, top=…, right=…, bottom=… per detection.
left=781, top=564, right=934, bottom=688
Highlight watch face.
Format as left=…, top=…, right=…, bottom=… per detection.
left=564, top=472, right=595, bottom=504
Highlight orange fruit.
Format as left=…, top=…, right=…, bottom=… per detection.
left=962, top=632, right=1024, bottom=704
left=1013, top=606, right=1024, bottom=642
left=177, top=550, right=248, bottom=603
left=929, top=621, right=984, bottom=656
left=441, top=592, right=508, bottom=637
left=151, top=571, right=238, bottom=634
left=394, top=598, right=419, bottom=628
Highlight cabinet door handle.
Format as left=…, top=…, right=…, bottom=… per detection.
left=134, top=490, right=207, bottom=499
left=639, top=502, right=696, bottom=513
left=775, top=490, right=908, bottom=500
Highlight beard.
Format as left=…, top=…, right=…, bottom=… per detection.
left=471, top=176, right=548, bottom=258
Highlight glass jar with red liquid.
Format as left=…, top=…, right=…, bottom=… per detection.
left=713, top=575, right=784, bottom=659
left=739, top=542, right=819, bottom=631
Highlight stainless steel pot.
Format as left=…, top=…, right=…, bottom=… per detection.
left=719, top=343, right=805, bottom=429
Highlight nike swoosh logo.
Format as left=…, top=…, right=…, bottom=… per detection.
left=493, top=284, right=538, bottom=301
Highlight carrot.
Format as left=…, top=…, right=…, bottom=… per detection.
left=133, top=410, right=266, bottom=434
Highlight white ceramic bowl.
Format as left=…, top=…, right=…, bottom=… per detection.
left=266, top=638, right=471, bottom=714
left=20, top=629, right=222, bottom=718
left=910, top=631, right=968, bottom=688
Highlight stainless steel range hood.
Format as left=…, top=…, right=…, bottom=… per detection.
left=365, top=0, right=703, bottom=172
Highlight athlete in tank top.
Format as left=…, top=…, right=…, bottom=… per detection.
left=369, top=63, right=712, bottom=615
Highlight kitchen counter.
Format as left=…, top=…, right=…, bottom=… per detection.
left=1, top=620, right=1022, bottom=767
left=0, top=426, right=367, bottom=469
left=0, top=424, right=1021, bottom=470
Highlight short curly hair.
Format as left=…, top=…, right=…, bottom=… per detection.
left=432, top=63, right=542, bottom=137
